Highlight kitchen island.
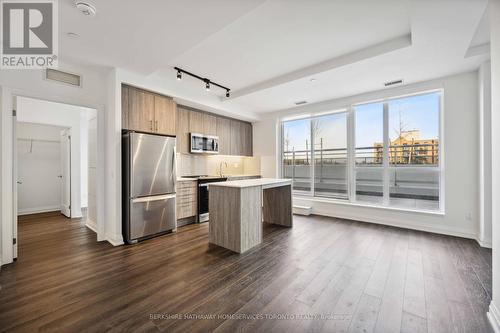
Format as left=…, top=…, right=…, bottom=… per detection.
left=208, top=178, right=292, bottom=253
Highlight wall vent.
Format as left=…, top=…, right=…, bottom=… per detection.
left=294, top=100, right=307, bottom=105
left=45, top=69, right=82, bottom=87
left=384, top=79, right=403, bottom=87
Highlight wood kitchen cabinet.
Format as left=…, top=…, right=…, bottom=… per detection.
left=216, top=117, right=231, bottom=155
left=154, top=95, right=176, bottom=136
left=189, top=110, right=204, bottom=134
left=203, top=114, right=217, bottom=136
left=176, top=180, right=197, bottom=219
left=122, top=84, right=176, bottom=136
left=127, top=86, right=155, bottom=133
left=176, top=106, right=190, bottom=154
left=121, top=85, right=130, bottom=129
left=230, top=120, right=242, bottom=156
left=242, top=121, right=253, bottom=156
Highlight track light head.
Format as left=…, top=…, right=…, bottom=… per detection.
left=176, top=70, right=182, bottom=80
left=226, top=90, right=230, bottom=98
left=205, top=80, right=211, bottom=91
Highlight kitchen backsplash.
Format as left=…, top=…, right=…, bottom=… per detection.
left=177, top=154, right=261, bottom=177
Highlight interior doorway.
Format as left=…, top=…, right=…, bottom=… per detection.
left=13, top=96, right=98, bottom=259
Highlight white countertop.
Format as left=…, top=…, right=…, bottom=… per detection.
left=209, top=178, right=292, bottom=188
left=177, top=174, right=261, bottom=182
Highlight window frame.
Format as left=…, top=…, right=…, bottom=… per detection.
left=279, top=89, right=444, bottom=214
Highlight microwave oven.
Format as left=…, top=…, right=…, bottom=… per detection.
left=190, top=133, right=219, bottom=154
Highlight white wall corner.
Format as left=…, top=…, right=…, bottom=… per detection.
left=85, top=219, right=97, bottom=234
left=488, top=301, right=500, bottom=333
left=106, top=232, right=124, bottom=247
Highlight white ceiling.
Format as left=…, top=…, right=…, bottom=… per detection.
left=59, top=0, right=490, bottom=120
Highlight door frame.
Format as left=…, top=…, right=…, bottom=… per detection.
left=60, top=128, right=72, bottom=217
left=1, top=88, right=106, bottom=266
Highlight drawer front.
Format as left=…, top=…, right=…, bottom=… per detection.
left=177, top=186, right=196, bottom=196
left=130, top=194, right=176, bottom=240
left=177, top=199, right=197, bottom=219
left=176, top=184, right=197, bottom=219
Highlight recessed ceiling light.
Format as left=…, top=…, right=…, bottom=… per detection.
left=66, top=32, right=80, bottom=38
left=310, top=78, right=316, bottom=82
left=75, top=2, right=96, bottom=17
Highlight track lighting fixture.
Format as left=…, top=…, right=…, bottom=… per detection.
left=174, top=67, right=230, bottom=98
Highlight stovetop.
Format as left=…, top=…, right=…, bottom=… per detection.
left=181, top=175, right=226, bottom=180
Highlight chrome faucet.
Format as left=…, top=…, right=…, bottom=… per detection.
left=219, top=161, right=228, bottom=177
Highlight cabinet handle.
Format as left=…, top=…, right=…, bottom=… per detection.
left=150, top=120, right=153, bottom=131
left=155, top=120, right=158, bottom=132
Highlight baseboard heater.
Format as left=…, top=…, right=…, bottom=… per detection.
left=293, top=205, right=312, bottom=216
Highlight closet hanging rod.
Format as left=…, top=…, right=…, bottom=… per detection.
left=17, top=138, right=60, bottom=144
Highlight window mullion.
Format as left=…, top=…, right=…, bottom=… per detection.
left=310, top=118, right=315, bottom=196
left=383, top=102, right=390, bottom=205
left=348, top=107, right=356, bottom=202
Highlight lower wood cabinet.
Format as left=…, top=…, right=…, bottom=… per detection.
left=176, top=180, right=197, bottom=219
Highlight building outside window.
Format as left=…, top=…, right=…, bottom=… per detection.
left=281, top=90, right=442, bottom=212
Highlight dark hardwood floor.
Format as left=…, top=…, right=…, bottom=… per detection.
left=0, top=212, right=493, bottom=332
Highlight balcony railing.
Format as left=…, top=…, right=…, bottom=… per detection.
left=282, top=143, right=439, bottom=201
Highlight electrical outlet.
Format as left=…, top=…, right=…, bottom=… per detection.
left=465, top=212, right=472, bottom=221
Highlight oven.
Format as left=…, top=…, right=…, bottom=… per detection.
left=190, top=133, right=219, bottom=154
left=197, top=177, right=227, bottom=222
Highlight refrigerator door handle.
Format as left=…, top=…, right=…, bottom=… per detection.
left=132, top=194, right=176, bottom=203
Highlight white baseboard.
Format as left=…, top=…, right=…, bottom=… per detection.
left=488, top=301, right=500, bottom=333
left=312, top=207, right=477, bottom=240
left=85, top=219, right=97, bottom=234
left=293, top=205, right=312, bottom=216
left=18, top=205, right=59, bottom=216
left=106, top=233, right=124, bottom=246
left=476, top=238, right=492, bottom=249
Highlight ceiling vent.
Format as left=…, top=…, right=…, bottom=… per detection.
left=45, top=69, right=82, bottom=87
left=384, top=79, right=403, bottom=87
left=295, top=100, right=308, bottom=105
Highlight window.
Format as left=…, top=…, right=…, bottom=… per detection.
left=283, top=118, right=311, bottom=193
left=281, top=90, right=442, bottom=212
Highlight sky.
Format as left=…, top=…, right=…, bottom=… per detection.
left=283, top=92, right=440, bottom=152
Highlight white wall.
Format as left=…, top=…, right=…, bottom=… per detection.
left=16, top=97, right=95, bottom=219
left=478, top=61, right=492, bottom=248
left=253, top=71, right=481, bottom=240
left=0, top=61, right=108, bottom=265
left=87, top=115, right=98, bottom=231
left=488, top=0, right=500, bottom=331
left=16, top=123, right=66, bottom=215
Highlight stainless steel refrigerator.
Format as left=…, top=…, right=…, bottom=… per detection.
left=122, top=131, right=177, bottom=244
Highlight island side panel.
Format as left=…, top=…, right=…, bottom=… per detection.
left=263, top=184, right=293, bottom=227
left=209, top=186, right=242, bottom=252
left=239, top=186, right=263, bottom=253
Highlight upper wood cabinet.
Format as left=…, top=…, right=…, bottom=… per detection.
left=176, top=107, right=190, bottom=154
left=216, top=117, right=231, bottom=155
left=189, top=111, right=204, bottom=134
left=203, top=114, right=217, bottom=136
left=230, top=120, right=242, bottom=156
left=127, top=87, right=155, bottom=133
left=122, top=88, right=253, bottom=156
left=154, top=95, right=176, bottom=136
left=122, top=84, right=176, bottom=136
left=242, top=121, right=253, bottom=156
left=121, top=85, right=130, bottom=130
